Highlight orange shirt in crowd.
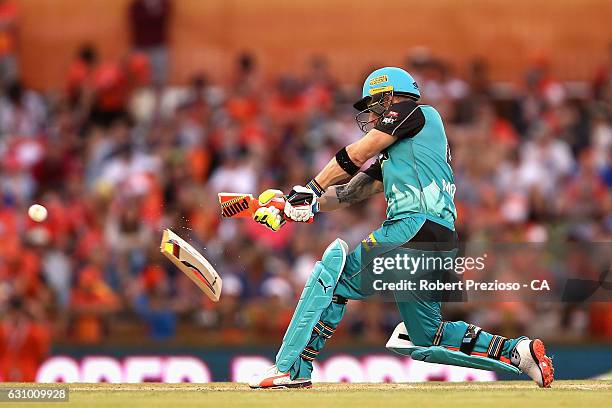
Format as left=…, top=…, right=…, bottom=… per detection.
left=66, top=59, right=93, bottom=100
left=0, top=0, right=18, bottom=57
left=92, top=62, right=128, bottom=111
left=226, top=95, right=259, bottom=122
left=0, top=241, right=43, bottom=299
left=492, top=118, right=519, bottom=147
left=0, top=321, right=50, bottom=381
left=267, top=93, right=308, bottom=127
left=590, top=303, right=612, bottom=338
left=127, top=52, right=151, bottom=86
left=69, top=266, right=120, bottom=343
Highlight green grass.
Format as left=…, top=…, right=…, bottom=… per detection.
left=2, top=381, right=611, bottom=408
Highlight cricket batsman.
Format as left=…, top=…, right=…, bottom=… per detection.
left=248, top=67, right=554, bottom=388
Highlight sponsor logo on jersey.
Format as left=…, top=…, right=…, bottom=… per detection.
left=369, top=75, right=388, bottom=86
left=442, top=179, right=456, bottom=197
left=387, top=111, right=399, bottom=117
left=381, top=117, right=396, bottom=125
left=362, top=233, right=378, bottom=252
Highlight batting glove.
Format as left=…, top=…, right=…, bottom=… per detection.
left=253, top=206, right=285, bottom=232
left=284, top=185, right=319, bottom=223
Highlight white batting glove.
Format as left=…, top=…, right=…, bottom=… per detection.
left=284, top=185, right=318, bottom=223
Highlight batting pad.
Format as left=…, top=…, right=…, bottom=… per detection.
left=276, top=239, right=348, bottom=372
left=386, top=323, right=521, bottom=375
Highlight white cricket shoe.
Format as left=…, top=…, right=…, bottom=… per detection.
left=248, top=365, right=312, bottom=389
left=511, top=338, right=554, bottom=387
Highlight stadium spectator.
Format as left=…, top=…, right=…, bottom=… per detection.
left=131, top=263, right=188, bottom=340
left=89, top=61, right=130, bottom=127
left=66, top=44, right=99, bottom=108
left=0, top=0, right=18, bottom=85
left=0, top=80, right=46, bottom=137
left=69, top=265, right=120, bottom=343
left=128, top=0, right=171, bottom=85
left=0, top=298, right=50, bottom=381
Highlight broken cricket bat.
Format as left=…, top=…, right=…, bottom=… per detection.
left=160, top=229, right=222, bottom=302
left=218, top=193, right=285, bottom=219
left=218, top=192, right=314, bottom=223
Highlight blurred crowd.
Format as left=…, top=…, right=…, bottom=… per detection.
left=0, top=0, right=611, bottom=382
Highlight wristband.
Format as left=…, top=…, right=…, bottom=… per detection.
left=306, top=179, right=325, bottom=197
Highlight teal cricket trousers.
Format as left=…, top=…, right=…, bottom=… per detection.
left=289, top=214, right=521, bottom=380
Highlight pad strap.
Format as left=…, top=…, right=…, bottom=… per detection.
left=487, top=335, right=507, bottom=360
left=432, top=321, right=446, bottom=346
left=300, top=346, right=319, bottom=362
left=313, top=320, right=335, bottom=339
left=335, top=147, right=360, bottom=176
left=459, top=324, right=482, bottom=355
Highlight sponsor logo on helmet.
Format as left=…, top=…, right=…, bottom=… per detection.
left=369, top=85, right=393, bottom=95
left=369, top=75, right=388, bottom=86
left=412, top=81, right=419, bottom=89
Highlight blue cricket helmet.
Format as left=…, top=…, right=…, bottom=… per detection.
left=353, top=67, right=420, bottom=111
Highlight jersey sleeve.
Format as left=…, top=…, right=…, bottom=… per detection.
left=362, top=158, right=383, bottom=182
left=374, top=100, right=425, bottom=139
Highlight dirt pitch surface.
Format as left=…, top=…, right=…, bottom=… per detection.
left=2, top=381, right=611, bottom=408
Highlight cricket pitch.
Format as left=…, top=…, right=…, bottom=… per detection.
left=3, top=381, right=611, bottom=408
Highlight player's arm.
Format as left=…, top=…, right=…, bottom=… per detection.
left=309, top=99, right=423, bottom=193
left=256, top=100, right=423, bottom=229
left=312, top=129, right=395, bottom=189
left=317, top=167, right=383, bottom=212
left=275, top=129, right=392, bottom=223
left=254, top=135, right=388, bottom=228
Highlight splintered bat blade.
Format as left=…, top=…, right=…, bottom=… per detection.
left=160, top=229, right=222, bottom=302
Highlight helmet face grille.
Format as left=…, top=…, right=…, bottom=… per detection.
left=369, top=93, right=389, bottom=115
left=355, top=91, right=393, bottom=133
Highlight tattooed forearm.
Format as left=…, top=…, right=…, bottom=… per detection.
left=317, top=172, right=383, bottom=212
left=336, top=172, right=381, bottom=203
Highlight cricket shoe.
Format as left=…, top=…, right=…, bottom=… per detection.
left=248, top=365, right=312, bottom=389
left=511, top=338, right=554, bottom=388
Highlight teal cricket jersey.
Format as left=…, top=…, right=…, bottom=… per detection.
left=364, top=100, right=457, bottom=231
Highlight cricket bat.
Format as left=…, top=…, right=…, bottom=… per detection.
left=218, top=192, right=285, bottom=219
left=218, top=192, right=314, bottom=222
left=160, top=229, right=222, bottom=302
